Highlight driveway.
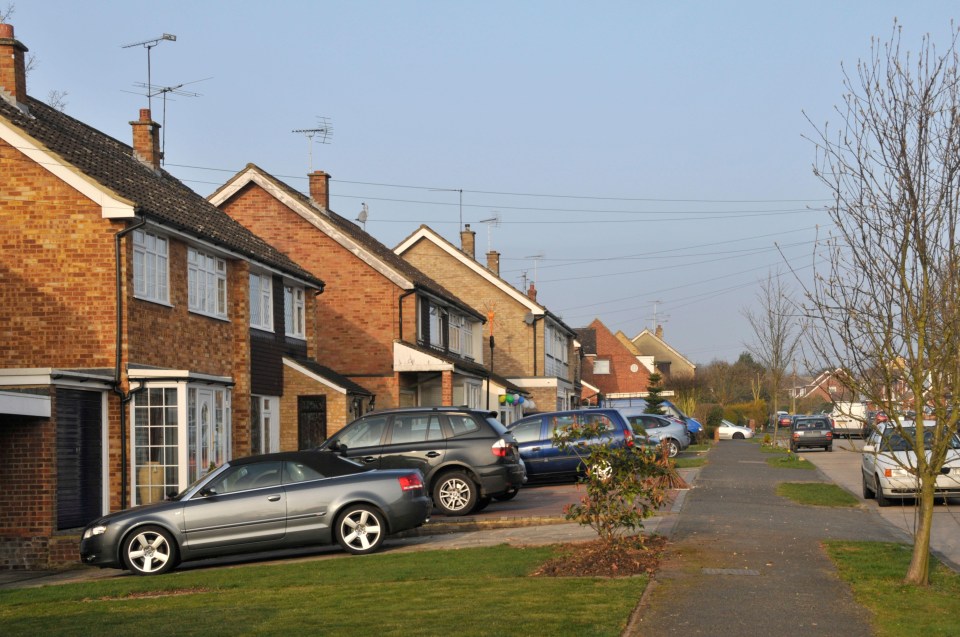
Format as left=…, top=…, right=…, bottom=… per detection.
left=797, top=437, right=960, bottom=571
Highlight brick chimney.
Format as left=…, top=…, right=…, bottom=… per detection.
left=309, top=171, right=330, bottom=209
left=460, top=224, right=476, bottom=258
left=0, top=23, right=29, bottom=110
left=130, top=109, right=161, bottom=172
left=527, top=282, right=537, bottom=302
left=655, top=324, right=664, bottom=339
left=486, top=250, right=500, bottom=276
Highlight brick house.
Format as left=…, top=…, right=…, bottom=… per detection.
left=209, top=164, right=510, bottom=420
left=575, top=318, right=651, bottom=405
left=395, top=225, right=580, bottom=421
left=0, top=24, right=337, bottom=568
left=630, top=325, right=696, bottom=379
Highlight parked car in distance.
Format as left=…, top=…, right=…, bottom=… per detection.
left=789, top=415, right=833, bottom=452
left=79, top=450, right=431, bottom=576
left=320, top=407, right=525, bottom=516
left=507, top=408, right=640, bottom=482
left=617, top=408, right=691, bottom=458
left=717, top=419, right=754, bottom=440
left=605, top=398, right=704, bottom=439
left=861, top=420, right=960, bottom=506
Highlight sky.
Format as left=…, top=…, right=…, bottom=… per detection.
left=8, top=1, right=960, bottom=366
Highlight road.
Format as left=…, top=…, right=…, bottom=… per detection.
left=799, top=437, right=960, bottom=571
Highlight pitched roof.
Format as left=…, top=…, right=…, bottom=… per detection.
left=209, top=164, right=483, bottom=322
left=0, top=97, right=323, bottom=289
left=574, top=328, right=597, bottom=355
left=286, top=357, right=373, bottom=395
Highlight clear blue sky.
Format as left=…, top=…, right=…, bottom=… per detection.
left=9, top=2, right=959, bottom=365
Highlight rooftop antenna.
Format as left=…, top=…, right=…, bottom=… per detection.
left=649, top=300, right=670, bottom=330
left=524, top=252, right=545, bottom=287
left=131, top=77, right=209, bottom=163
left=429, top=187, right=464, bottom=231
left=476, top=211, right=501, bottom=253
left=122, top=33, right=177, bottom=113
left=356, top=202, right=369, bottom=231
left=292, top=116, right=333, bottom=172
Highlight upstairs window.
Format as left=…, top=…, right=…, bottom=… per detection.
left=249, top=273, right=273, bottom=331
left=593, top=359, right=611, bottom=374
left=132, top=230, right=169, bottom=303
left=463, top=319, right=475, bottom=359
left=284, top=285, right=306, bottom=339
left=188, top=248, right=227, bottom=319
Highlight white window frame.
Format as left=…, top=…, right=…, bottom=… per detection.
left=251, top=395, right=280, bottom=455
left=188, top=247, right=228, bottom=319
left=250, top=272, right=274, bottom=331
left=463, top=319, right=475, bottom=359
left=284, top=284, right=306, bottom=339
left=594, top=359, right=611, bottom=374
left=448, top=313, right=463, bottom=354
left=429, top=305, right=444, bottom=348
left=132, top=229, right=169, bottom=304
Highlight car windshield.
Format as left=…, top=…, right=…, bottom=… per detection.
left=794, top=420, right=827, bottom=430
left=881, top=427, right=960, bottom=452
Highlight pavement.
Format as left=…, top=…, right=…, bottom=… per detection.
left=3, top=439, right=957, bottom=637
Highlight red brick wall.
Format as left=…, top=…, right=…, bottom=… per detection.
left=581, top=318, right=650, bottom=395
left=219, top=184, right=408, bottom=407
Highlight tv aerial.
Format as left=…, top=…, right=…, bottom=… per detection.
left=356, top=202, right=369, bottom=231
left=121, top=33, right=177, bottom=113
left=476, top=211, right=501, bottom=253
left=524, top=252, right=545, bottom=287
left=292, top=116, right=333, bottom=172
left=127, top=77, right=210, bottom=163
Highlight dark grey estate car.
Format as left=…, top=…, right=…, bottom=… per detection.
left=790, top=416, right=834, bottom=452
left=79, top=450, right=432, bottom=576
left=321, top=407, right=525, bottom=516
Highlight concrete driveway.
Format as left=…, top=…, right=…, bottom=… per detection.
left=798, top=437, right=960, bottom=571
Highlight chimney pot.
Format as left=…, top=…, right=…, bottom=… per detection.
left=130, top=108, right=162, bottom=172
left=655, top=324, right=664, bottom=339
left=527, top=283, right=537, bottom=302
left=309, top=171, right=331, bottom=209
left=0, top=22, right=29, bottom=108
left=460, top=224, right=476, bottom=258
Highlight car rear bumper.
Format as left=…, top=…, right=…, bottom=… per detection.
left=477, top=463, right=526, bottom=496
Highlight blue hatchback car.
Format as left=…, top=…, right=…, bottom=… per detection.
left=506, top=409, right=639, bottom=482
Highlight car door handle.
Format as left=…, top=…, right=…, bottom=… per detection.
left=267, top=495, right=281, bottom=502
left=425, top=451, right=441, bottom=458
left=531, top=447, right=541, bottom=452
left=361, top=456, right=377, bottom=464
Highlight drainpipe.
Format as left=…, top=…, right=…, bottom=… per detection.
left=113, top=215, right=147, bottom=510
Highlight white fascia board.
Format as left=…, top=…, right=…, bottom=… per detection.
left=0, top=368, right=113, bottom=388
left=210, top=170, right=412, bottom=290
left=0, top=119, right=136, bottom=219
left=580, top=379, right=600, bottom=393
left=282, top=358, right=347, bottom=394
left=127, top=368, right=233, bottom=385
left=508, top=377, right=559, bottom=390
left=394, top=342, right=455, bottom=372
left=395, top=227, right=543, bottom=314
left=0, top=390, right=51, bottom=417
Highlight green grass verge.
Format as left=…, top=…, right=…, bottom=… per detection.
left=766, top=453, right=816, bottom=470
left=687, top=443, right=711, bottom=453
left=825, top=541, right=960, bottom=637
left=776, top=482, right=859, bottom=506
left=0, top=545, right=643, bottom=637
left=673, top=456, right=706, bottom=469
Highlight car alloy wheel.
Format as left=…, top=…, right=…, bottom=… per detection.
left=862, top=473, right=875, bottom=499
left=335, top=504, right=386, bottom=554
left=733, top=432, right=745, bottom=440
left=665, top=439, right=680, bottom=458
left=433, top=471, right=477, bottom=516
left=875, top=475, right=891, bottom=507
left=122, top=525, right=177, bottom=576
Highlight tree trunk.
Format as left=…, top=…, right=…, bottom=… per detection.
left=904, top=480, right=935, bottom=585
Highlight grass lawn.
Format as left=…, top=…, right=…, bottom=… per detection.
left=765, top=452, right=816, bottom=470
left=776, top=482, right=860, bottom=507
left=673, top=456, right=706, bottom=469
left=0, top=545, right=644, bottom=637
left=826, top=541, right=960, bottom=637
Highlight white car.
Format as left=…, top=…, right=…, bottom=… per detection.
left=717, top=419, right=754, bottom=440
left=861, top=420, right=960, bottom=506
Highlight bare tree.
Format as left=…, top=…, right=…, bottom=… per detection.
left=743, top=271, right=803, bottom=437
left=803, top=21, right=960, bottom=586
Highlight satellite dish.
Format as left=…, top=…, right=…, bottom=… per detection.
left=523, top=313, right=535, bottom=325
left=356, top=203, right=368, bottom=230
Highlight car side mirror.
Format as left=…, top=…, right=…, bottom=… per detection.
left=199, top=486, right=218, bottom=497
left=863, top=444, right=875, bottom=453
left=336, top=443, right=349, bottom=456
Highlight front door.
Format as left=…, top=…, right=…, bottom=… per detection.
left=298, top=395, right=327, bottom=449
left=56, top=389, right=103, bottom=530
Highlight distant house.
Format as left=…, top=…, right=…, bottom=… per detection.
left=210, top=165, right=502, bottom=421
left=630, top=325, right=696, bottom=379
left=0, top=24, right=334, bottom=568
left=576, top=319, right=651, bottom=405
left=395, top=225, right=580, bottom=421
left=788, top=368, right=855, bottom=404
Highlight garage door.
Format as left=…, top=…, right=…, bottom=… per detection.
left=56, top=389, right=103, bottom=530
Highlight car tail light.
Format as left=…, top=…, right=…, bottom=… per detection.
left=623, top=426, right=635, bottom=448
left=491, top=438, right=511, bottom=458
left=825, top=431, right=833, bottom=440
left=792, top=432, right=800, bottom=440
left=398, top=474, right=423, bottom=491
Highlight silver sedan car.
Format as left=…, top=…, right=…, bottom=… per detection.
left=79, top=450, right=432, bottom=575
left=717, top=419, right=755, bottom=440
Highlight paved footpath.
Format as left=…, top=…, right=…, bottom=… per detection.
left=629, top=441, right=902, bottom=637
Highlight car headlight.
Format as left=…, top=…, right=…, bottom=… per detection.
left=884, top=468, right=910, bottom=478
left=83, top=525, right=107, bottom=540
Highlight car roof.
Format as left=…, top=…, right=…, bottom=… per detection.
left=362, top=406, right=497, bottom=418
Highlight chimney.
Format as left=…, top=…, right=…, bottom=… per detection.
left=0, top=23, right=29, bottom=109
left=460, top=224, right=476, bottom=258
left=486, top=250, right=500, bottom=276
left=655, top=324, right=663, bottom=339
left=527, top=282, right=537, bottom=302
left=309, top=171, right=330, bottom=209
left=130, top=109, right=161, bottom=172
